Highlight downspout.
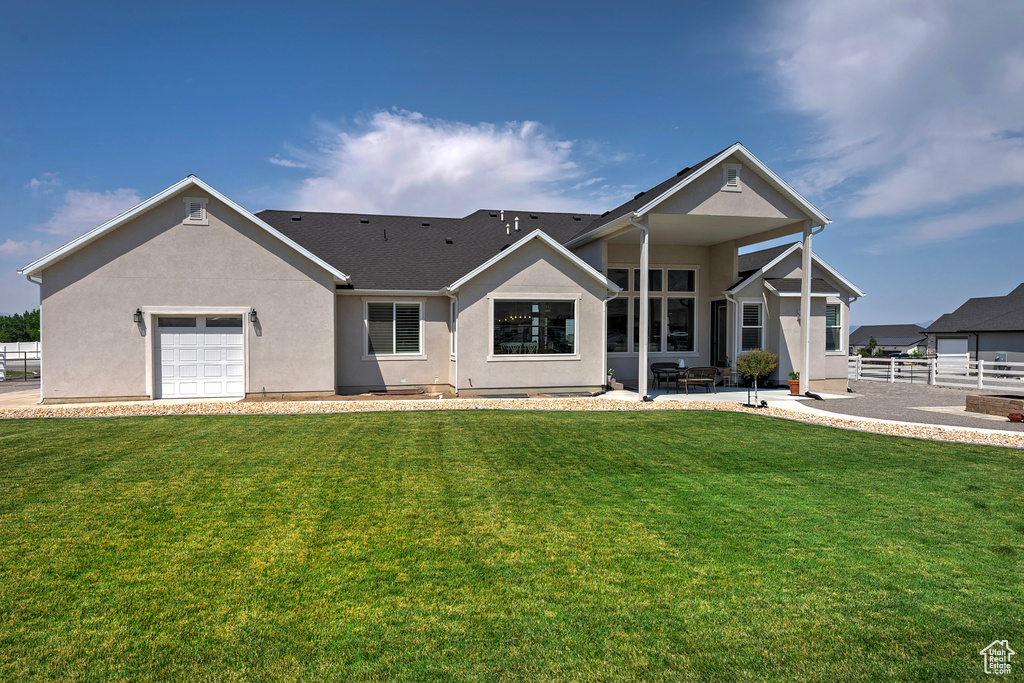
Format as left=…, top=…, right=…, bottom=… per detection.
left=24, top=274, right=42, bottom=404
left=800, top=223, right=826, bottom=394
left=627, top=214, right=651, bottom=401
left=601, top=290, right=619, bottom=393
left=724, top=291, right=739, bottom=381
left=444, top=288, right=459, bottom=396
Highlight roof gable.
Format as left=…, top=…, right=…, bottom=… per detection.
left=445, top=229, right=618, bottom=293
left=19, top=176, right=351, bottom=283
left=568, top=143, right=830, bottom=247
left=727, top=242, right=865, bottom=298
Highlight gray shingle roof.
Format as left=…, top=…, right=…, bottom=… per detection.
left=848, top=324, right=927, bottom=347
left=925, top=284, right=1024, bottom=333
left=738, top=243, right=797, bottom=276
left=257, top=209, right=598, bottom=291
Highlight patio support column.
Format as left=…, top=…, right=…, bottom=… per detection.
left=638, top=216, right=650, bottom=399
left=799, top=221, right=813, bottom=394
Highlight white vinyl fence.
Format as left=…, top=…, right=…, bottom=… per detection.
left=848, top=354, right=1024, bottom=390
left=0, top=342, right=41, bottom=381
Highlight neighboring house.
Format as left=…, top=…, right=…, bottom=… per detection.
left=848, top=324, right=928, bottom=356
left=19, top=142, right=864, bottom=402
left=925, top=284, right=1024, bottom=362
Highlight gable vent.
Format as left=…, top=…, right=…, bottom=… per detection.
left=291, top=214, right=302, bottom=221
left=723, top=163, right=742, bottom=191
left=183, top=197, right=208, bottom=225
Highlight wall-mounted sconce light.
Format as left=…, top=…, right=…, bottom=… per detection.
left=249, top=308, right=258, bottom=323
left=133, top=308, right=143, bottom=324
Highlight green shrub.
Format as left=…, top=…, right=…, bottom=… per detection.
left=737, top=348, right=779, bottom=382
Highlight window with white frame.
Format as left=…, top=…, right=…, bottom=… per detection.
left=493, top=300, right=575, bottom=355
left=607, top=266, right=696, bottom=353
left=741, top=303, right=763, bottom=351
left=366, top=302, right=421, bottom=355
left=825, top=303, right=841, bottom=352
left=183, top=197, right=208, bottom=225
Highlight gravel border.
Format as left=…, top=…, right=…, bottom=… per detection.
left=1, top=395, right=1021, bottom=450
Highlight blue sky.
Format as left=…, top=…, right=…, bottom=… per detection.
left=3, top=0, right=1023, bottom=326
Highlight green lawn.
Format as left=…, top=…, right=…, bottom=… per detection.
left=0, top=411, right=1021, bottom=681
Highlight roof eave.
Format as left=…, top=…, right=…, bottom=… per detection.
left=19, top=176, right=352, bottom=284
left=446, top=229, right=620, bottom=293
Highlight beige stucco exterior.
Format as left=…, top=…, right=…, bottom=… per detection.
left=39, top=188, right=337, bottom=401
left=734, top=251, right=853, bottom=392
left=453, top=238, right=610, bottom=394
left=335, top=295, right=452, bottom=393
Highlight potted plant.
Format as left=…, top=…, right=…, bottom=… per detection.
left=787, top=371, right=800, bottom=395
left=736, top=348, right=779, bottom=404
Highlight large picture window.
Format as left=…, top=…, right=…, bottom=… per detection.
left=666, top=298, right=694, bottom=352
left=607, top=298, right=628, bottom=352
left=493, top=300, right=576, bottom=355
left=607, top=266, right=697, bottom=354
left=367, top=302, right=421, bottom=355
left=825, top=303, right=841, bottom=352
left=633, top=297, right=662, bottom=352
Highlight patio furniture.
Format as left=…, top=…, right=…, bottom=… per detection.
left=651, top=362, right=680, bottom=390
left=678, top=366, right=719, bottom=394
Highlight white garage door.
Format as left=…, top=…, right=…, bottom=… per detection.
left=157, top=316, right=245, bottom=398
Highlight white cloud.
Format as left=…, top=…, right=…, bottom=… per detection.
left=26, top=172, right=62, bottom=194
left=286, top=110, right=626, bottom=215
left=269, top=155, right=308, bottom=169
left=42, top=188, right=142, bottom=237
left=0, top=239, right=45, bottom=256
left=907, top=196, right=1024, bottom=243
left=763, top=0, right=1024, bottom=220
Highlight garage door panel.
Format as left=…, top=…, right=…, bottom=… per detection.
left=156, top=316, right=244, bottom=399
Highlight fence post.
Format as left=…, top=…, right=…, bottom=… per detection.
left=857, top=356, right=863, bottom=380
left=928, top=358, right=936, bottom=385
left=977, top=359, right=985, bottom=389
left=0, top=350, right=5, bottom=381
left=888, top=357, right=895, bottom=383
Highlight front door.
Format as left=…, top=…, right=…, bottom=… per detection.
left=711, top=300, right=728, bottom=367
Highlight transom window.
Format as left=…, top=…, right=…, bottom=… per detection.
left=606, top=267, right=697, bottom=353
left=366, top=302, right=422, bottom=355
left=493, top=300, right=575, bottom=355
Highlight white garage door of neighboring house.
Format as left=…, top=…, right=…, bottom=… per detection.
left=937, top=337, right=968, bottom=355
left=157, top=316, right=245, bottom=398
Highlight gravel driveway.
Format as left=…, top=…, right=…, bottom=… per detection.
left=802, top=380, right=1024, bottom=431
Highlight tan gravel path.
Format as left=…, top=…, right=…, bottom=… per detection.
left=1, top=395, right=1021, bottom=450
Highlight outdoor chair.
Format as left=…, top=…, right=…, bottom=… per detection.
left=678, top=366, right=719, bottom=394
left=650, top=362, right=681, bottom=390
